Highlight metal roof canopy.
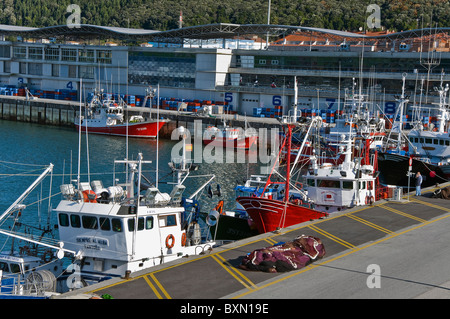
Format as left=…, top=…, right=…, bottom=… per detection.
left=0, top=23, right=448, bottom=43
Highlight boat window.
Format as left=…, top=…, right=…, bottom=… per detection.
left=10, top=263, right=21, bottom=274
left=100, top=217, right=111, bottom=231
left=70, top=214, right=81, bottom=228
left=368, top=181, right=373, bottom=190
left=433, top=139, right=438, bottom=145
left=82, top=216, right=98, bottom=229
left=425, top=138, right=432, bottom=144
left=127, top=217, right=145, bottom=232
left=439, top=139, right=444, bottom=145
left=317, top=180, right=340, bottom=188
left=0, top=262, right=9, bottom=272
left=111, top=219, right=122, bottom=232
left=138, top=217, right=145, bottom=230
left=446, top=140, right=449, bottom=146
left=359, top=181, right=366, bottom=189
left=306, top=179, right=315, bottom=187
left=420, top=138, right=424, bottom=143
left=146, top=217, right=154, bottom=230
left=342, top=181, right=353, bottom=189
left=159, top=214, right=177, bottom=227
left=127, top=219, right=134, bottom=232
left=59, top=213, right=69, bottom=227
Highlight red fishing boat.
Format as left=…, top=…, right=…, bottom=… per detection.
left=236, top=119, right=328, bottom=233
left=203, top=120, right=258, bottom=150
left=75, top=91, right=167, bottom=138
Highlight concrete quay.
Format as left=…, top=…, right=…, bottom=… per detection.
left=0, top=95, right=282, bottom=140
left=55, top=183, right=450, bottom=300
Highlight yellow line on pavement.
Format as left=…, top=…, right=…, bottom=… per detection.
left=143, top=275, right=163, bottom=299
left=409, top=197, right=450, bottom=212
left=211, top=254, right=255, bottom=290
left=148, top=273, right=171, bottom=299
left=379, top=204, right=426, bottom=223
left=308, top=224, right=357, bottom=250
left=264, top=237, right=277, bottom=245
left=215, top=254, right=257, bottom=290
left=233, top=212, right=450, bottom=299
left=346, top=214, right=394, bottom=234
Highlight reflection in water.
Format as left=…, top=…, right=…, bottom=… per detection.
left=0, top=120, right=266, bottom=230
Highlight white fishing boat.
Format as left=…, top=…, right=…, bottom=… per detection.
left=304, top=134, right=379, bottom=213
left=378, top=72, right=450, bottom=187
left=0, top=164, right=67, bottom=298
left=55, top=120, right=217, bottom=287
left=55, top=151, right=216, bottom=287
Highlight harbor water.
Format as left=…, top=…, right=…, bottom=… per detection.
left=0, top=119, right=266, bottom=250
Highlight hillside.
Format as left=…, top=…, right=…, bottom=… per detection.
left=0, top=0, right=449, bottom=32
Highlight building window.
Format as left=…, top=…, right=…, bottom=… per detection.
left=52, top=64, right=59, bottom=77
left=13, top=47, right=26, bottom=59
left=0, top=45, right=10, bottom=58
left=28, top=47, right=43, bottom=60
left=79, top=49, right=95, bottom=63
left=68, top=65, right=77, bottom=78
left=45, top=47, right=59, bottom=61
left=61, top=48, right=77, bottom=62
left=79, top=65, right=94, bottom=79
left=19, top=62, right=27, bottom=74
left=3, top=61, right=10, bottom=73
left=28, top=63, right=42, bottom=75
left=97, top=50, right=112, bottom=64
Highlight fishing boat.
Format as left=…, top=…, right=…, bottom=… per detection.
left=0, top=164, right=67, bottom=298
left=236, top=117, right=328, bottom=234
left=74, top=88, right=167, bottom=138
left=304, top=135, right=380, bottom=213
left=203, top=119, right=258, bottom=150
left=378, top=73, right=450, bottom=187
left=55, top=152, right=216, bottom=286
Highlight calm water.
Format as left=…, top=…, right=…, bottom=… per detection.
left=0, top=119, right=264, bottom=244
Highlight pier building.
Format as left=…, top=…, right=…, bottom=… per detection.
left=0, top=23, right=449, bottom=118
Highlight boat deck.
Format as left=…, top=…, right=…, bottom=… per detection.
left=57, top=184, right=450, bottom=299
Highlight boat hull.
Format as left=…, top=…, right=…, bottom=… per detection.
left=377, top=152, right=448, bottom=187
left=199, top=212, right=259, bottom=240
left=75, top=120, right=166, bottom=138
left=203, top=136, right=258, bottom=150
left=236, top=197, right=328, bottom=234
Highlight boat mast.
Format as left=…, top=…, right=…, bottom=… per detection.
left=284, top=124, right=293, bottom=203
left=77, top=78, right=82, bottom=190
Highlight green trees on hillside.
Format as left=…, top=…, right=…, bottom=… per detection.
left=0, top=0, right=449, bottom=32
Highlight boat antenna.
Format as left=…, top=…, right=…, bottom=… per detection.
left=77, top=78, right=82, bottom=190
left=156, top=83, right=160, bottom=189
left=84, top=83, right=91, bottom=185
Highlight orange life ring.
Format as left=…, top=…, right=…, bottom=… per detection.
left=165, top=234, right=175, bottom=249
left=365, top=196, right=370, bottom=205
left=181, top=232, right=187, bottom=247
left=82, top=190, right=97, bottom=203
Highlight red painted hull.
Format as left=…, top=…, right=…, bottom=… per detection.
left=75, top=120, right=166, bottom=138
left=236, top=197, right=328, bottom=234
left=203, top=135, right=258, bottom=150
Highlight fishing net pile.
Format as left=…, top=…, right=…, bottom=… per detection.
left=432, top=185, right=450, bottom=199
left=239, top=235, right=325, bottom=273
